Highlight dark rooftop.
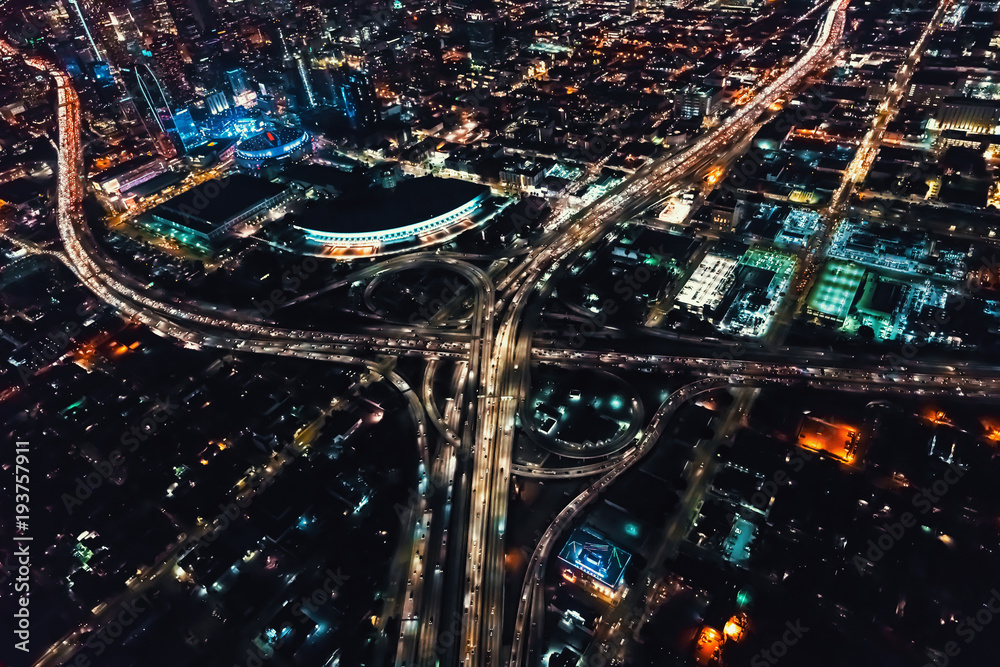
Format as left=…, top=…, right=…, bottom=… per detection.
left=186, top=138, right=238, bottom=159
left=122, top=171, right=186, bottom=198
left=94, top=155, right=161, bottom=182
left=295, top=176, right=489, bottom=234
left=148, top=174, right=287, bottom=232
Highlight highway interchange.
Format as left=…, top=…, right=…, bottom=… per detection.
left=6, top=3, right=995, bottom=664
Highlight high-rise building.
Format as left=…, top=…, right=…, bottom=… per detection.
left=66, top=0, right=104, bottom=61
left=467, top=12, right=495, bottom=66
left=146, top=35, right=192, bottom=103
left=126, top=63, right=174, bottom=133
left=336, top=66, right=381, bottom=131
left=173, top=107, right=200, bottom=148
left=186, top=0, right=219, bottom=34
left=675, top=84, right=724, bottom=119
left=167, top=0, right=201, bottom=40
left=296, top=54, right=317, bottom=108
left=225, top=68, right=248, bottom=97
left=151, top=0, right=177, bottom=34
left=206, top=90, right=230, bottom=115
left=106, top=8, right=144, bottom=60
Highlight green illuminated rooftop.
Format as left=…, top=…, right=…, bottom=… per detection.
left=740, top=247, right=797, bottom=278
left=807, top=261, right=865, bottom=324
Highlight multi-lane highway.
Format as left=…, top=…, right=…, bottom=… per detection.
left=11, top=4, right=977, bottom=665
left=480, top=2, right=852, bottom=664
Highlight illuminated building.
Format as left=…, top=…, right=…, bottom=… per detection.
left=139, top=174, right=295, bottom=250
left=676, top=84, right=724, bottom=119
left=797, top=416, right=860, bottom=464
left=675, top=253, right=738, bottom=317
left=718, top=0, right=764, bottom=9
left=206, top=91, right=230, bottom=115
left=235, top=126, right=312, bottom=171
left=467, top=12, right=495, bottom=65
left=146, top=35, right=192, bottom=102
left=226, top=68, right=249, bottom=98
left=66, top=0, right=103, bottom=61
left=718, top=248, right=797, bottom=338
left=296, top=53, right=316, bottom=108
left=806, top=261, right=865, bottom=326
left=557, top=526, right=631, bottom=601
left=123, top=63, right=175, bottom=137
left=694, top=626, right=723, bottom=665
left=94, top=156, right=167, bottom=197
left=724, top=613, right=749, bottom=642
left=934, top=97, right=1000, bottom=135
left=285, top=176, right=493, bottom=258
left=184, top=138, right=237, bottom=168
left=335, top=66, right=381, bottom=132
left=173, top=108, right=200, bottom=148
left=166, top=0, right=201, bottom=40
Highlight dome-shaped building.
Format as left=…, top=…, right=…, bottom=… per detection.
left=235, top=126, right=312, bottom=171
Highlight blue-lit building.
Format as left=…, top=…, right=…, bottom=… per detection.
left=226, top=68, right=249, bottom=98
left=557, top=526, right=631, bottom=601
left=174, top=108, right=200, bottom=149
left=335, top=66, right=381, bottom=132
left=235, top=126, right=312, bottom=171
left=281, top=175, right=494, bottom=258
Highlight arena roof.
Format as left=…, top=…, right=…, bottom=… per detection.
left=295, top=176, right=490, bottom=234
left=236, top=126, right=309, bottom=156
left=149, top=174, right=287, bottom=233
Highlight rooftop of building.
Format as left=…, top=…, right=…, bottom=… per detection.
left=94, top=155, right=162, bottom=182
left=147, top=174, right=287, bottom=232
left=294, top=176, right=489, bottom=235
left=236, top=126, right=308, bottom=154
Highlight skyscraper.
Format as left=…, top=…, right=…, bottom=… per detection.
left=467, top=11, right=495, bottom=66
left=66, top=0, right=104, bottom=61
left=167, top=0, right=201, bottom=40
left=127, top=62, right=174, bottom=133
left=225, top=68, right=248, bottom=98
left=151, top=0, right=177, bottom=34
left=336, top=66, right=381, bottom=131
left=296, top=53, right=317, bottom=108
left=173, top=107, right=200, bottom=148
left=206, top=90, right=230, bottom=115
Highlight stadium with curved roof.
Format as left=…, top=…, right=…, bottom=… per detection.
left=287, top=176, right=496, bottom=257
left=235, top=126, right=312, bottom=170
